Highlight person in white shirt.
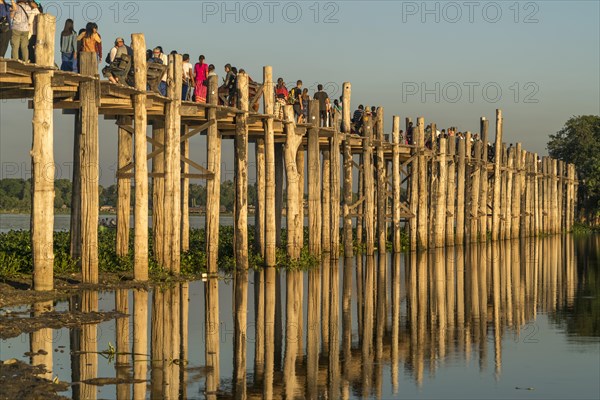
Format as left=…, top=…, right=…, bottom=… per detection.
left=181, top=53, right=194, bottom=101
left=10, top=0, right=38, bottom=62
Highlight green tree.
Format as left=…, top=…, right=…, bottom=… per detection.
left=548, top=115, right=600, bottom=222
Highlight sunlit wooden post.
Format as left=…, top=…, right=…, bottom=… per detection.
left=31, top=14, right=56, bottom=291
left=132, top=33, right=149, bottom=281
left=235, top=72, right=249, bottom=269
left=264, top=66, right=277, bottom=266
left=363, top=113, right=375, bottom=255
left=308, top=99, right=322, bottom=256
left=206, top=75, right=221, bottom=273
left=392, top=116, right=402, bottom=252
left=492, top=109, right=503, bottom=240
left=416, top=117, right=428, bottom=249
left=342, top=82, right=353, bottom=257
left=446, top=136, right=456, bottom=246
left=376, top=107, right=387, bottom=254
left=116, top=116, right=132, bottom=257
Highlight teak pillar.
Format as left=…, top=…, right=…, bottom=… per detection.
left=116, top=117, right=132, bottom=257
left=392, top=116, right=402, bottom=253
left=362, top=113, right=375, bottom=256
left=342, top=82, right=353, bottom=258
left=446, top=136, right=456, bottom=246
left=263, top=66, right=276, bottom=266
left=78, top=52, right=99, bottom=284
left=235, top=72, right=249, bottom=270
left=132, top=33, right=149, bottom=281
left=492, top=109, right=503, bottom=241
left=31, top=14, right=56, bottom=291
left=416, top=117, right=428, bottom=250
left=255, top=138, right=266, bottom=257
left=163, top=54, right=183, bottom=271
left=206, top=75, right=221, bottom=274
left=330, top=116, right=341, bottom=258
left=284, top=106, right=303, bottom=259
left=307, top=100, right=322, bottom=256
left=376, top=108, right=387, bottom=254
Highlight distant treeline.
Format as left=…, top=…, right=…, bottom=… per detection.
left=0, top=179, right=258, bottom=213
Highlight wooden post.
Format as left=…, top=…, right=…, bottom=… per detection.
left=70, top=111, right=82, bottom=262
left=132, top=33, right=149, bottom=281
left=255, top=139, right=266, bottom=257
left=533, top=153, right=540, bottom=236
left=511, top=144, right=523, bottom=239
left=163, top=54, right=182, bottom=271
left=264, top=66, right=276, bottom=266
left=376, top=108, right=387, bottom=253
left=78, top=52, right=99, bottom=284
left=116, top=116, right=132, bottom=257
left=416, top=117, right=428, bottom=249
left=330, top=116, right=341, bottom=258
left=322, top=150, right=331, bottom=253
left=505, top=147, right=514, bottom=239
left=275, top=144, right=284, bottom=247
left=235, top=72, right=249, bottom=270
left=392, top=116, right=402, bottom=253
left=31, top=13, right=56, bottom=291
left=469, top=141, right=481, bottom=242
left=308, top=100, right=322, bottom=256
left=479, top=118, right=490, bottom=240
left=181, top=125, right=189, bottom=253
left=284, top=106, right=303, bottom=259
left=342, top=82, right=353, bottom=258
left=409, top=127, right=418, bottom=250
left=363, top=114, right=375, bottom=255
left=551, top=159, right=559, bottom=234
left=446, top=136, right=456, bottom=246
left=557, top=161, right=564, bottom=233
left=456, top=138, right=466, bottom=245
left=491, top=109, right=503, bottom=241
left=429, top=124, right=439, bottom=247
left=356, top=153, right=363, bottom=250
left=297, top=147, right=305, bottom=256
left=152, top=119, right=165, bottom=265
left=433, top=138, right=447, bottom=247
left=206, top=75, right=221, bottom=273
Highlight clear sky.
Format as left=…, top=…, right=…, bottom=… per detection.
left=1, top=0, right=599, bottom=186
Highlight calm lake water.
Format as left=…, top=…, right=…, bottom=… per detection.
left=1, top=236, right=599, bottom=399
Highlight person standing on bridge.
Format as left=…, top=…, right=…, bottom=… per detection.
left=77, top=22, right=102, bottom=63
left=0, top=0, right=13, bottom=58
left=59, top=19, right=77, bottom=71
left=10, top=0, right=37, bottom=62
left=194, top=55, right=209, bottom=103
left=313, top=84, right=329, bottom=127
left=181, top=53, right=194, bottom=101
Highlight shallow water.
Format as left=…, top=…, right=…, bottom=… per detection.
left=1, top=235, right=599, bottom=399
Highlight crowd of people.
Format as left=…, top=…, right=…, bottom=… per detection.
left=0, top=12, right=503, bottom=147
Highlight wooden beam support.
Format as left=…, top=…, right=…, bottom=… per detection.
left=308, top=100, right=322, bottom=256
left=235, top=72, right=249, bottom=270
left=206, top=74, right=221, bottom=273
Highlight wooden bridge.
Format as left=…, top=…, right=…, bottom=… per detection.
left=0, top=15, right=578, bottom=291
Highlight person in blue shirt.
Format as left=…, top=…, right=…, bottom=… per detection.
left=0, top=0, right=12, bottom=58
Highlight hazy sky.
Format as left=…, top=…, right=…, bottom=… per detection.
left=1, top=0, right=599, bottom=186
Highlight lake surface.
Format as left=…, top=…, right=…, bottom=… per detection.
left=1, top=235, right=599, bottom=399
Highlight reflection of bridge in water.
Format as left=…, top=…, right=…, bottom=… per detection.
left=17, top=235, right=594, bottom=399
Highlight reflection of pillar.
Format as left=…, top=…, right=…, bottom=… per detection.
left=415, top=251, right=427, bottom=386
left=151, top=289, right=165, bottom=398
left=30, top=301, right=53, bottom=381
left=477, top=243, right=488, bottom=372
left=70, top=296, right=81, bottom=400
left=455, top=246, right=465, bottom=357
left=115, top=289, right=130, bottom=400
left=356, top=255, right=364, bottom=341
left=391, top=253, right=401, bottom=394
left=446, top=247, right=456, bottom=352
left=375, top=255, right=386, bottom=397
left=361, top=256, right=375, bottom=398
left=328, top=260, right=340, bottom=400
left=132, top=290, right=148, bottom=400
left=433, top=248, right=446, bottom=360
left=234, top=271, right=248, bottom=398
left=263, top=267, right=275, bottom=400
left=253, top=270, right=265, bottom=384
left=307, top=268, right=321, bottom=399
left=274, top=270, right=283, bottom=369
left=205, top=277, right=220, bottom=397
left=284, top=270, right=298, bottom=399
left=342, top=257, right=353, bottom=378
left=491, top=241, right=502, bottom=380
left=180, top=283, right=189, bottom=400
left=80, top=291, right=98, bottom=400
left=321, top=260, right=331, bottom=355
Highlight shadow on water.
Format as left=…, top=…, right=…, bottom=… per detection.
left=1, top=235, right=599, bottom=399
